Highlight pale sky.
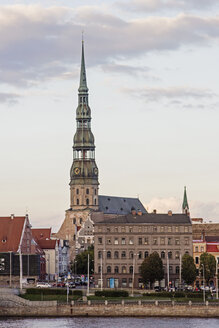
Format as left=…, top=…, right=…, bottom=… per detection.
left=0, top=0, right=219, bottom=231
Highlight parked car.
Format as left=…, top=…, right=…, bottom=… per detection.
left=36, top=282, right=51, bottom=288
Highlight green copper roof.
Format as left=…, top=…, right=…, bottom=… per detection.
left=78, top=41, right=88, bottom=93
left=182, top=186, right=189, bottom=210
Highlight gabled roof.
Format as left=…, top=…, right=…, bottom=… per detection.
left=32, top=228, right=51, bottom=241
left=98, top=195, right=147, bottom=215
left=36, top=239, right=57, bottom=250
left=0, top=216, right=26, bottom=252
left=96, top=212, right=191, bottom=225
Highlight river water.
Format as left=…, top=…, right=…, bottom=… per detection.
left=0, top=318, right=219, bottom=328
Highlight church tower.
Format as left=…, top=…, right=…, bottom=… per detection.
left=182, top=186, right=189, bottom=215
left=70, top=41, right=99, bottom=210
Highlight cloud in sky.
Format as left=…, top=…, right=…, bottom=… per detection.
left=117, top=0, right=219, bottom=13
left=146, top=197, right=219, bottom=221
left=122, top=86, right=217, bottom=107
left=0, top=92, right=20, bottom=105
left=1, top=5, right=219, bottom=86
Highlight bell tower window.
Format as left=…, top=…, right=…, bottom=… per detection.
left=86, top=188, right=89, bottom=195
left=86, top=198, right=89, bottom=205
left=77, top=199, right=79, bottom=205
left=76, top=189, right=79, bottom=195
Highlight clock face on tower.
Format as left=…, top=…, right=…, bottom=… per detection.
left=74, top=167, right=80, bottom=175
left=93, top=168, right=98, bottom=176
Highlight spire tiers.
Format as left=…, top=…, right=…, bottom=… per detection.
left=69, top=41, right=99, bottom=210
left=78, top=41, right=88, bottom=94
left=182, top=186, right=189, bottom=214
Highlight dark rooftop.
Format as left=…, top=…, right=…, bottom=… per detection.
left=98, top=195, right=147, bottom=215
left=96, top=213, right=191, bottom=225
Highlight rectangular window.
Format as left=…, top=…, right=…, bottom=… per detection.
left=122, top=278, right=127, bottom=287
left=98, top=237, right=102, bottom=244
left=201, top=246, right=204, bottom=252
left=153, top=238, right=157, bottom=245
left=160, top=226, right=164, bottom=232
left=175, top=226, right=179, bottom=232
left=138, top=227, right=142, bottom=232
left=144, top=226, right=148, bottom=232
left=98, top=227, right=102, bottom=232
left=168, top=238, right=172, bottom=245
left=0, top=258, right=5, bottom=271
left=129, top=238, right=134, bottom=245
left=107, top=238, right=111, bottom=245
left=121, top=226, right=125, bottom=233
left=138, top=238, right=142, bottom=245
left=129, top=227, right=133, bottom=233
left=122, top=238, right=126, bottom=245
left=175, top=239, right=180, bottom=245
left=160, top=238, right=165, bottom=245
left=184, top=238, right=189, bottom=245
left=168, top=227, right=172, bottom=232
left=153, top=226, right=157, bottom=232
left=106, top=227, right=110, bottom=232
left=114, top=238, right=119, bottom=245
left=185, top=226, right=189, bottom=233
left=114, top=227, right=118, bottom=233
left=144, top=237, right=148, bottom=245
left=195, top=257, right=199, bottom=264
left=195, top=246, right=198, bottom=252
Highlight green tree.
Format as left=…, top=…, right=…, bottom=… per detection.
left=181, top=253, right=196, bottom=285
left=71, top=245, right=94, bottom=275
left=199, top=253, right=216, bottom=284
left=140, top=252, right=164, bottom=287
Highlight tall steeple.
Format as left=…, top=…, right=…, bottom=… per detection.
left=69, top=41, right=99, bottom=210
left=182, top=186, right=189, bottom=215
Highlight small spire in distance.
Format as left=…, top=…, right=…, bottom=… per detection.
left=182, top=186, right=189, bottom=214
left=79, top=34, right=88, bottom=93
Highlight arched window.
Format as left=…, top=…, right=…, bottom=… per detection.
left=176, top=266, right=180, bottom=274
left=129, top=251, right=133, bottom=259
left=95, top=189, right=97, bottom=195
left=168, top=251, right=172, bottom=259
left=76, top=189, right=79, bottom=195
left=98, top=251, right=101, bottom=259
left=80, top=218, right=82, bottom=224
left=121, top=251, right=126, bottom=258
left=77, top=199, right=79, bottom=205
left=114, top=251, right=119, bottom=259
left=185, top=251, right=189, bottom=255
left=86, top=198, right=89, bottom=205
left=138, top=252, right=142, bottom=259
left=129, top=266, right=133, bottom=274
left=98, top=266, right=101, bottom=273
left=86, top=188, right=89, bottom=195
left=94, top=198, right=97, bottom=205
left=144, top=251, right=149, bottom=258
left=107, top=251, right=111, bottom=259
left=73, top=218, right=76, bottom=224
left=175, top=251, right=180, bottom=259
left=122, top=266, right=126, bottom=274
left=114, top=266, right=119, bottom=274
left=161, top=251, right=165, bottom=259
left=107, top=266, right=111, bottom=273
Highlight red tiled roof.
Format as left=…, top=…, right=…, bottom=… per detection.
left=36, top=239, right=57, bottom=250
left=0, top=216, right=25, bottom=252
left=32, top=228, right=51, bottom=241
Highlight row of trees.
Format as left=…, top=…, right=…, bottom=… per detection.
left=140, top=252, right=216, bottom=286
left=72, top=247, right=216, bottom=287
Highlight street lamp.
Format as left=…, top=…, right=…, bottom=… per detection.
left=131, top=253, right=138, bottom=297
left=202, top=264, right=205, bottom=303
left=87, top=253, right=90, bottom=296
left=216, top=261, right=218, bottom=300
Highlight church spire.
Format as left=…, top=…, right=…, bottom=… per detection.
left=78, top=40, right=88, bottom=94
left=182, top=186, right=189, bottom=214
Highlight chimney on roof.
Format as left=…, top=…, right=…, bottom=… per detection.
left=11, top=214, right=14, bottom=219
left=168, top=210, right=172, bottom=216
left=137, top=210, right=142, bottom=216
left=153, top=209, right=157, bottom=214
